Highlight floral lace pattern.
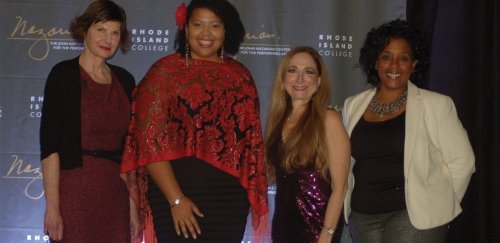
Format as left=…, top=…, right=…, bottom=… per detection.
left=121, top=54, right=268, bottom=233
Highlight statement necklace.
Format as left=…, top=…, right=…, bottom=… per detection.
left=367, top=90, right=407, bottom=117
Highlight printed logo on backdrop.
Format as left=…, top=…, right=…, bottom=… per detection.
left=0, top=106, right=3, bottom=118
left=26, top=234, right=49, bottom=242
left=7, top=16, right=80, bottom=61
left=131, top=28, right=169, bottom=52
left=29, top=96, right=44, bottom=118
left=239, top=24, right=291, bottom=56
left=318, top=33, right=354, bottom=58
left=3, top=155, right=43, bottom=200
left=6, top=17, right=171, bottom=60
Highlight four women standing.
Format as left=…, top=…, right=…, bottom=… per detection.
left=40, top=1, right=474, bottom=242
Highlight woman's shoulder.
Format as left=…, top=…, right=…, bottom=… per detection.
left=344, top=88, right=375, bottom=109
left=418, top=87, right=450, bottom=99
left=45, top=57, right=80, bottom=88
left=142, top=54, right=183, bottom=78
left=226, top=56, right=244, bottom=66
left=226, top=57, right=251, bottom=73
left=414, top=87, right=454, bottom=108
left=108, top=64, right=136, bottom=96
left=108, top=63, right=134, bottom=80
left=50, top=57, right=79, bottom=72
left=347, top=88, right=374, bottom=100
left=325, top=107, right=342, bottom=125
left=136, top=54, right=183, bottom=89
left=149, top=53, right=183, bottom=69
left=221, top=57, right=255, bottom=87
left=327, top=104, right=342, bottom=112
left=159, top=53, right=182, bottom=61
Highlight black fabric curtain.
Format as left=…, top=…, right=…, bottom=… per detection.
left=407, top=0, right=500, bottom=242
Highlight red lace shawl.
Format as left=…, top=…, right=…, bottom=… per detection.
left=121, top=54, right=269, bottom=242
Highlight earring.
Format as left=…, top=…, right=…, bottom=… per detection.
left=185, top=41, right=190, bottom=66
left=219, top=44, right=224, bottom=62
left=184, top=27, right=190, bottom=66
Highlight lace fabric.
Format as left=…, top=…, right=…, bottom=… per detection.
left=121, top=54, right=269, bottom=242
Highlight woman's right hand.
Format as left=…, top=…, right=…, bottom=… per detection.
left=170, top=196, right=204, bottom=239
left=44, top=206, right=63, bottom=241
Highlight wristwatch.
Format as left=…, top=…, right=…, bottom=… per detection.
left=170, top=195, right=184, bottom=208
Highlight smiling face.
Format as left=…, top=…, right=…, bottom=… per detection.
left=83, top=21, right=121, bottom=60
left=283, top=52, right=321, bottom=106
left=375, top=37, right=417, bottom=92
left=186, top=8, right=225, bottom=62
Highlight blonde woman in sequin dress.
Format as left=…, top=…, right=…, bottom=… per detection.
left=265, top=46, right=350, bottom=243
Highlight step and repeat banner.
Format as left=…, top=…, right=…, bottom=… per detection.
left=0, top=0, right=404, bottom=242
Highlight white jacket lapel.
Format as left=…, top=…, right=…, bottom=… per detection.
left=404, top=82, right=423, bottom=176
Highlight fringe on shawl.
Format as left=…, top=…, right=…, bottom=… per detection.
left=252, top=211, right=271, bottom=243
left=126, top=167, right=157, bottom=243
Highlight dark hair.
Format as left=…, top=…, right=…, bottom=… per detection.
left=69, top=0, right=130, bottom=53
left=174, top=0, right=245, bottom=56
left=359, top=19, right=430, bottom=87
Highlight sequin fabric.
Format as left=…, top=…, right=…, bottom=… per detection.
left=271, top=142, right=332, bottom=243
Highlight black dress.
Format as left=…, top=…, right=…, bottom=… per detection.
left=148, top=156, right=250, bottom=243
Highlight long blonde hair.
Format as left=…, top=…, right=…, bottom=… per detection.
left=264, top=46, right=332, bottom=182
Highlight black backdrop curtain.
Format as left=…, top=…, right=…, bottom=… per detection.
left=407, top=0, right=500, bottom=242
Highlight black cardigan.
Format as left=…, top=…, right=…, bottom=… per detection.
left=39, top=57, right=135, bottom=169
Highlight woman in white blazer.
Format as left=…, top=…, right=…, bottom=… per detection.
left=342, top=19, right=475, bottom=243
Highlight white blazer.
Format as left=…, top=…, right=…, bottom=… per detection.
left=342, top=81, right=475, bottom=229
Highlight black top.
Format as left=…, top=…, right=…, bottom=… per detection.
left=350, top=111, right=406, bottom=214
left=39, top=56, right=135, bottom=170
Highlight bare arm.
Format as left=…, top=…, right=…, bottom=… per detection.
left=318, top=111, right=351, bottom=243
left=146, top=161, right=204, bottom=239
left=41, top=153, right=63, bottom=241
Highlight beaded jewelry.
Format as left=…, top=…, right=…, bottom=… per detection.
left=367, top=89, right=407, bottom=117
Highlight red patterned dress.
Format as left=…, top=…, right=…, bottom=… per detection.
left=121, top=54, right=269, bottom=242
left=58, top=68, right=131, bottom=243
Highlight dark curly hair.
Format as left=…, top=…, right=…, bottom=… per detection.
left=174, top=0, right=245, bottom=57
left=69, top=0, right=130, bottom=53
left=359, top=19, right=430, bottom=87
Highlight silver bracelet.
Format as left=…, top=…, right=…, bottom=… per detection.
left=170, top=195, right=184, bottom=208
left=323, top=225, right=334, bottom=236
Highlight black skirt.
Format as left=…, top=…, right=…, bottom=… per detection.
left=148, top=156, right=250, bottom=243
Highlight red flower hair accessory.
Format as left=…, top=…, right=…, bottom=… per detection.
left=175, top=2, right=187, bottom=31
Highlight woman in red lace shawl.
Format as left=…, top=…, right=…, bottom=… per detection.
left=121, top=0, right=269, bottom=242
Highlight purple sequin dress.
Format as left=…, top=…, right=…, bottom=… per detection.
left=271, top=140, right=337, bottom=243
